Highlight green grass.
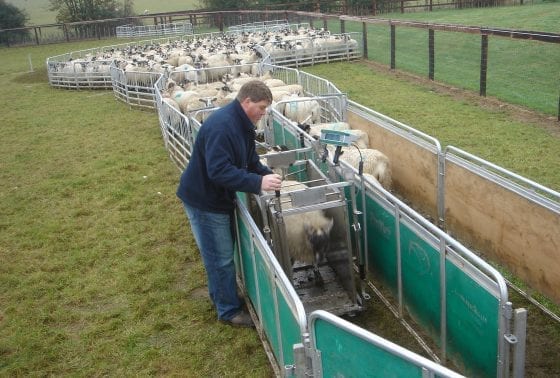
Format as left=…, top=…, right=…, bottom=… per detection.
left=381, top=2, right=560, bottom=33
left=0, top=40, right=271, bottom=376
left=303, top=62, right=560, bottom=192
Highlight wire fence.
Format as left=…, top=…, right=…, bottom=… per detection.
left=335, top=16, right=560, bottom=119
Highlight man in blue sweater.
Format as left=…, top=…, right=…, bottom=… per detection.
left=177, top=80, right=282, bottom=327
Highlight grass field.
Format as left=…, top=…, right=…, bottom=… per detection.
left=0, top=38, right=272, bottom=375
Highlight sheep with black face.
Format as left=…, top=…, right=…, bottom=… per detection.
left=272, top=180, right=334, bottom=285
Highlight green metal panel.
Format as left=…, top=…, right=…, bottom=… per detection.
left=255, top=249, right=281, bottom=360
left=446, top=260, right=499, bottom=378
left=363, top=190, right=500, bottom=377
left=314, top=317, right=428, bottom=378
left=235, top=213, right=281, bottom=364
left=275, top=286, right=300, bottom=367
left=236, top=202, right=302, bottom=370
left=364, top=194, right=398, bottom=290
left=236, top=216, right=258, bottom=308
left=399, top=223, right=442, bottom=339
left=272, top=119, right=299, bottom=149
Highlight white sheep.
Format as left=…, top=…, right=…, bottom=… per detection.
left=282, top=96, right=321, bottom=124
left=337, top=148, right=392, bottom=189
left=272, top=180, right=334, bottom=285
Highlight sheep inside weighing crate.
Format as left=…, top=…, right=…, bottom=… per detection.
left=271, top=180, right=334, bottom=286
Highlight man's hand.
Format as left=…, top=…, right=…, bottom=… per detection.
left=261, top=173, right=282, bottom=192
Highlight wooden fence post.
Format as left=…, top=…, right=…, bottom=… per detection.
left=341, top=19, right=345, bottom=34
left=63, top=24, right=69, bottom=42
left=558, top=94, right=560, bottom=122
left=34, top=27, right=40, bottom=45
left=429, top=28, right=434, bottom=80
left=390, top=23, right=396, bottom=70
left=362, top=21, right=368, bottom=59
left=480, top=34, right=488, bottom=96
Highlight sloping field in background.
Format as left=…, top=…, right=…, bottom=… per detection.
left=381, top=3, right=560, bottom=33
left=21, top=0, right=200, bottom=25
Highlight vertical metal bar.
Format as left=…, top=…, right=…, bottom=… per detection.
left=362, top=21, right=368, bottom=59
left=512, top=308, right=527, bottom=378
left=439, top=238, right=447, bottom=364
left=428, top=29, right=435, bottom=81
left=390, top=24, right=396, bottom=70
left=394, top=204, right=403, bottom=317
left=272, top=277, right=285, bottom=369
left=500, top=301, right=513, bottom=378
left=480, top=34, right=488, bottom=97
left=437, top=149, right=446, bottom=230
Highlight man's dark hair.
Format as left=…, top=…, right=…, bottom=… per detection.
left=237, top=80, right=273, bottom=104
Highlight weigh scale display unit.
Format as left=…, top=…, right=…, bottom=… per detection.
left=319, top=129, right=360, bottom=165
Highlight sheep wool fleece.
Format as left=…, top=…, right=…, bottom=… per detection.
left=177, top=99, right=272, bottom=212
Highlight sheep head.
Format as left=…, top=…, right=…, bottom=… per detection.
left=304, top=217, right=334, bottom=266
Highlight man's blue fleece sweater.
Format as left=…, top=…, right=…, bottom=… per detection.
left=176, top=99, right=272, bottom=213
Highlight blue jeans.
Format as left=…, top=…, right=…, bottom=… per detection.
left=183, top=203, right=242, bottom=321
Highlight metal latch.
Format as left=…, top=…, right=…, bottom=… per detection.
left=504, top=333, right=518, bottom=345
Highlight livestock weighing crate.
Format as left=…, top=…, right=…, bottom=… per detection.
left=249, top=154, right=362, bottom=316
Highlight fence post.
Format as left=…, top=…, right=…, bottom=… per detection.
left=429, top=28, right=434, bottom=80
left=63, top=24, right=69, bottom=42
left=34, top=27, right=40, bottom=45
left=323, top=16, right=327, bottom=31
left=390, top=23, right=396, bottom=70
left=480, top=33, right=488, bottom=96
left=558, top=94, right=560, bottom=122
left=362, top=21, right=368, bottom=59
left=341, top=19, right=345, bottom=34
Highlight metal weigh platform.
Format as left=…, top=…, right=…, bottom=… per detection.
left=250, top=150, right=362, bottom=316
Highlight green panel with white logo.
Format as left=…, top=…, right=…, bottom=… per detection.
left=445, top=258, right=499, bottom=378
